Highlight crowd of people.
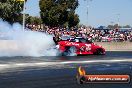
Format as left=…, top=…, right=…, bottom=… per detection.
left=26, top=24, right=132, bottom=43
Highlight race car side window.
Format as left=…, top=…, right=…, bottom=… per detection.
left=70, top=39, right=76, bottom=42
left=70, top=39, right=79, bottom=42
left=79, top=38, right=92, bottom=43
left=75, top=39, right=79, bottom=42
left=79, top=38, right=87, bottom=43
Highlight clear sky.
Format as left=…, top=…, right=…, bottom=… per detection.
left=25, top=0, right=132, bottom=27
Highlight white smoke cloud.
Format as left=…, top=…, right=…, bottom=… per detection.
left=0, top=19, right=57, bottom=56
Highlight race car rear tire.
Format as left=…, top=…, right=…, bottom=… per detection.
left=94, top=48, right=104, bottom=55
left=62, top=46, right=76, bottom=56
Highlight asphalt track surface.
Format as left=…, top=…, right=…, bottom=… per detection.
left=0, top=51, right=132, bottom=88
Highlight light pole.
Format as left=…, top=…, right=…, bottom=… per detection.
left=15, top=0, right=26, bottom=31
left=117, top=13, right=120, bottom=28
left=84, top=0, right=92, bottom=26
left=22, top=0, right=26, bottom=31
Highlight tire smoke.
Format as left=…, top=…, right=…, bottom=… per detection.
left=0, top=19, right=57, bottom=56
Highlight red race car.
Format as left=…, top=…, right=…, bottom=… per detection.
left=57, top=37, right=105, bottom=56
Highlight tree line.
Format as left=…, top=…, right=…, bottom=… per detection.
left=0, top=0, right=26, bottom=24
left=0, top=0, right=131, bottom=28
left=0, top=0, right=80, bottom=28
left=107, top=24, right=131, bottom=29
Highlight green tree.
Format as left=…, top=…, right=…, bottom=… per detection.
left=0, top=0, right=27, bottom=24
left=123, top=25, right=131, bottom=28
left=107, top=24, right=122, bottom=29
left=34, top=17, right=42, bottom=25
left=26, top=16, right=42, bottom=25
left=107, top=25, right=114, bottom=29
left=68, top=12, right=79, bottom=28
left=39, top=0, right=79, bottom=27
